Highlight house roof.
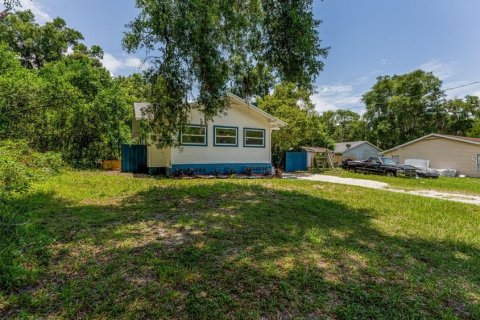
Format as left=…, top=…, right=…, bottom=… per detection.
left=133, top=93, right=287, bottom=128
left=334, top=141, right=381, bottom=154
left=301, top=146, right=333, bottom=153
left=134, top=102, right=150, bottom=120
left=381, top=133, right=480, bottom=154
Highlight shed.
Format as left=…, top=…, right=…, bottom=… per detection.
left=382, top=134, right=480, bottom=177
left=300, top=147, right=335, bottom=170
left=334, top=141, right=382, bottom=164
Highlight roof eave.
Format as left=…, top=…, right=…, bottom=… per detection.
left=380, top=133, right=480, bottom=154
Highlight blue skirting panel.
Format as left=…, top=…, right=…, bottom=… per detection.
left=171, top=163, right=272, bottom=175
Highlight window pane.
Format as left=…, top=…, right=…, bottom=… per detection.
left=216, top=128, right=236, bottom=137
left=182, top=135, right=205, bottom=144
left=246, top=130, right=264, bottom=138
left=184, top=126, right=205, bottom=135
left=246, top=138, right=263, bottom=146
left=216, top=136, right=236, bottom=144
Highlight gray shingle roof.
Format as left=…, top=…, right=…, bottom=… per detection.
left=335, top=141, right=381, bottom=154
left=335, top=141, right=365, bottom=153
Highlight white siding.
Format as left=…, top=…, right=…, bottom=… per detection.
left=171, top=99, right=272, bottom=165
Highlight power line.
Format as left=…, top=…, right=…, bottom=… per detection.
left=320, top=81, right=480, bottom=113
left=444, top=81, right=480, bottom=91
left=343, top=82, right=480, bottom=111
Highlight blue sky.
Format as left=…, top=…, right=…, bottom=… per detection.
left=6, top=0, right=480, bottom=113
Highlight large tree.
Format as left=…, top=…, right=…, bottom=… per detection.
left=123, top=0, right=328, bottom=146
left=0, top=10, right=84, bottom=68
left=0, top=0, right=18, bottom=19
left=362, top=70, right=445, bottom=149
left=319, top=109, right=367, bottom=142
left=442, top=95, right=480, bottom=136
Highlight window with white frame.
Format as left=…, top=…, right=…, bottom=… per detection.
left=244, top=128, right=265, bottom=147
left=181, top=125, right=207, bottom=146
left=214, top=126, right=237, bottom=146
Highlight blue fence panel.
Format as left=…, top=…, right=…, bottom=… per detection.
left=285, top=152, right=307, bottom=172
left=121, top=144, right=147, bottom=173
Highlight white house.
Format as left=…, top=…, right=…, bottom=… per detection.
left=131, top=93, right=286, bottom=175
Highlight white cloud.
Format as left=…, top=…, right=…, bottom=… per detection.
left=20, top=0, right=51, bottom=23
left=380, top=59, right=389, bottom=65
left=316, top=84, right=353, bottom=96
left=419, top=59, right=456, bottom=80
left=101, top=53, right=142, bottom=75
left=311, top=84, right=363, bottom=113
left=0, top=0, right=51, bottom=23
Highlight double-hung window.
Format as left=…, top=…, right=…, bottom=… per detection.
left=214, top=126, right=238, bottom=146
left=181, top=125, right=207, bottom=146
left=244, top=128, right=265, bottom=147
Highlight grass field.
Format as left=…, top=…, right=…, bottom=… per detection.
left=1, top=171, right=479, bottom=319
left=324, top=169, right=480, bottom=195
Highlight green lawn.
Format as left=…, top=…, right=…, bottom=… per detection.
left=324, top=169, right=480, bottom=195
left=1, top=171, right=479, bottom=319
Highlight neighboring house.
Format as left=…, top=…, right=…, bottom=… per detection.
left=131, top=93, right=286, bottom=175
left=334, top=141, right=382, bottom=163
left=382, top=133, right=480, bottom=177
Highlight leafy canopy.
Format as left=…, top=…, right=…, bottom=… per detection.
left=0, top=11, right=143, bottom=167
left=123, top=0, right=328, bottom=146
left=0, top=10, right=84, bottom=68
left=257, top=82, right=333, bottom=164
left=363, top=70, right=445, bottom=149
left=362, top=70, right=480, bottom=149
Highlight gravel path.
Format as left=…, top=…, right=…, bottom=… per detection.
left=298, top=174, right=480, bottom=206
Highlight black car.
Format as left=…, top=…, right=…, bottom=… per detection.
left=342, top=157, right=416, bottom=177
left=342, top=157, right=439, bottom=178
left=398, top=165, right=440, bottom=179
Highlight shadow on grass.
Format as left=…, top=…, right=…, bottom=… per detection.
left=1, top=182, right=479, bottom=319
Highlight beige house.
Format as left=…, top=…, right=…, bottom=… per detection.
left=382, top=134, right=480, bottom=177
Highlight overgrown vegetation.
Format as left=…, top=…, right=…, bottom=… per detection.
left=1, top=171, right=479, bottom=318
left=0, top=11, right=146, bottom=167
left=0, top=140, right=64, bottom=197
left=0, top=140, right=64, bottom=291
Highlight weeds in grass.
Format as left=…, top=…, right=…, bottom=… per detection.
left=0, top=172, right=479, bottom=319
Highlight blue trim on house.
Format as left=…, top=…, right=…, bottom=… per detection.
left=171, top=163, right=272, bottom=175
left=213, top=125, right=239, bottom=147
left=180, top=124, right=208, bottom=146
left=243, top=128, right=266, bottom=148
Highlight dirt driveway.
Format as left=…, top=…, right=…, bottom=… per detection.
left=298, top=174, right=480, bottom=206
